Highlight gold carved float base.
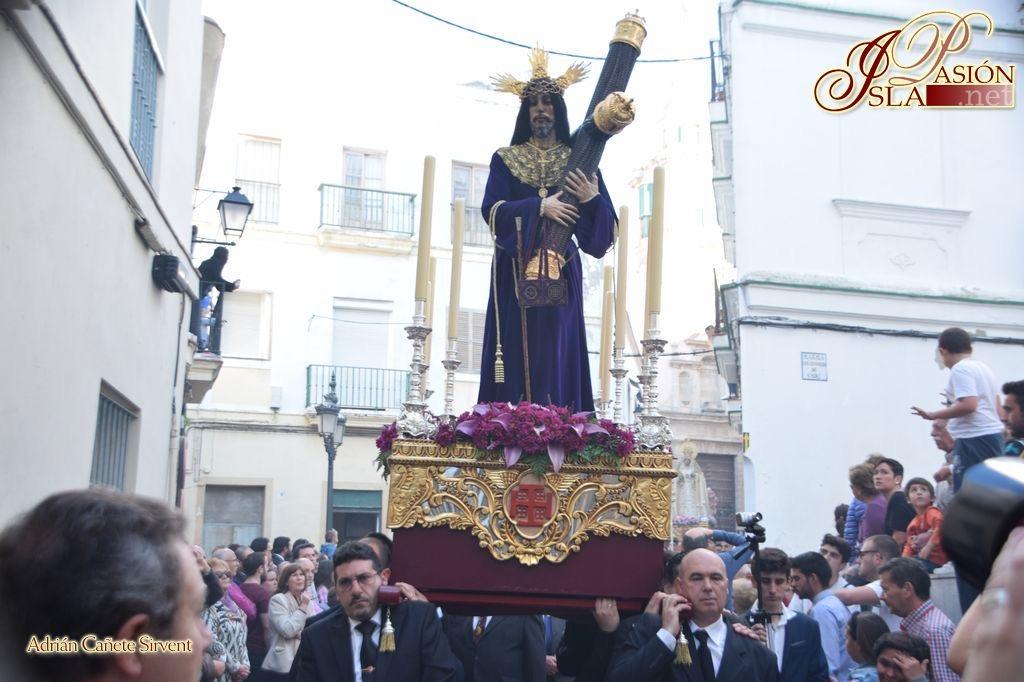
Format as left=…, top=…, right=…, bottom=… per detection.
left=386, top=441, right=675, bottom=566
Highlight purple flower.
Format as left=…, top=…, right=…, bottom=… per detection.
left=376, top=423, right=398, bottom=453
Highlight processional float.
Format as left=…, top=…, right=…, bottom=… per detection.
left=377, top=12, right=677, bottom=616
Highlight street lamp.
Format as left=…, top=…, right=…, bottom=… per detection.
left=217, top=186, right=254, bottom=238
left=315, top=372, right=347, bottom=535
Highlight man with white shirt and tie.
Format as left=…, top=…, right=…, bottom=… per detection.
left=290, top=541, right=461, bottom=681
left=608, top=548, right=779, bottom=681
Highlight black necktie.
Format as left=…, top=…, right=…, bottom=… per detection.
left=693, top=630, right=716, bottom=682
left=356, top=620, right=377, bottom=681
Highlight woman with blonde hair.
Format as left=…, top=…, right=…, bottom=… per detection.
left=261, top=562, right=314, bottom=678
left=204, top=558, right=251, bottom=681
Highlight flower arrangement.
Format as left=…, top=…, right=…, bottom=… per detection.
left=375, top=403, right=637, bottom=478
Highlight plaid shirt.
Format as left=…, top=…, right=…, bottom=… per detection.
left=900, top=601, right=960, bottom=682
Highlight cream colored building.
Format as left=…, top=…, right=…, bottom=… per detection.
left=0, top=0, right=221, bottom=524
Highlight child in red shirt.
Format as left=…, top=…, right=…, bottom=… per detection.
left=901, top=476, right=948, bottom=571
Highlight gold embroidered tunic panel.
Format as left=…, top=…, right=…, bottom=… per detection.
left=496, top=144, right=571, bottom=192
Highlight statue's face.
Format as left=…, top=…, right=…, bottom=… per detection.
left=528, top=94, right=554, bottom=138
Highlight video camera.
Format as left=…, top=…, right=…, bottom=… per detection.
left=941, top=457, right=1024, bottom=589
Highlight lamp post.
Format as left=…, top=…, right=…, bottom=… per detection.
left=315, top=372, right=347, bottom=535
left=191, top=186, right=255, bottom=251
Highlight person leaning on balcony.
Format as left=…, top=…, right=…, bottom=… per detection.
left=191, top=246, right=241, bottom=339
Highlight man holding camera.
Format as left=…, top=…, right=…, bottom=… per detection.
left=608, top=548, right=779, bottom=681
left=748, top=548, right=829, bottom=681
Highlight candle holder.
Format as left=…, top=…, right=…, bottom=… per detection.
left=397, top=299, right=437, bottom=439
left=634, top=313, right=672, bottom=452
left=610, top=346, right=628, bottom=425
left=441, top=338, right=461, bottom=421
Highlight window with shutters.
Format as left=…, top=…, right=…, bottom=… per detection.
left=220, top=292, right=272, bottom=360
left=130, top=3, right=162, bottom=179
left=236, top=136, right=281, bottom=223
left=90, top=388, right=139, bottom=491
left=456, top=309, right=487, bottom=375
left=202, top=485, right=264, bottom=551
left=343, top=149, right=386, bottom=226
left=452, top=162, right=490, bottom=246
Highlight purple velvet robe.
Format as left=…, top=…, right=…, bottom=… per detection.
left=477, top=151, right=616, bottom=410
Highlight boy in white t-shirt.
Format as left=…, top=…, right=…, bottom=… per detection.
left=912, top=327, right=1004, bottom=492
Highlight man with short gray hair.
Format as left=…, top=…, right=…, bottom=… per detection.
left=0, top=489, right=211, bottom=682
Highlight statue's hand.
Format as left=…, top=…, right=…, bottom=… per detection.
left=541, top=191, right=580, bottom=226
left=564, top=169, right=599, bottom=204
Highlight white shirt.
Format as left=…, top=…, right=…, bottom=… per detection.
left=656, top=617, right=727, bottom=675
left=867, top=580, right=905, bottom=631
left=472, top=616, right=492, bottom=632
left=752, top=601, right=796, bottom=672
left=349, top=609, right=381, bottom=682
left=945, top=358, right=1003, bottom=438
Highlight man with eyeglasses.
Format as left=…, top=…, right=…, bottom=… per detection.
left=290, top=541, right=461, bottom=681
left=833, top=535, right=902, bottom=631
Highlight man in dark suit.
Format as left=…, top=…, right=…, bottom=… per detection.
left=607, top=548, right=779, bottom=681
left=290, top=541, right=461, bottom=681
left=442, top=613, right=545, bottom=682
left=747, top=548, right=829, bottom=681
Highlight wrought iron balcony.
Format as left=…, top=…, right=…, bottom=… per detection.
left=319, top=184, right=416, bottom=236
left=306, top=365, right=411, bottom=412
left=452, top=203, right=492, bottom=248
left=236, top=179, right=280, bottom=223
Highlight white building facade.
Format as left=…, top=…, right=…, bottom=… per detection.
left=0, top=0, right=219, bottom=524
left=710, top=0, right=1024, bottom=553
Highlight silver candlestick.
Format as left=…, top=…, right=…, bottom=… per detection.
left=397, top=299, right=437, bottom=439
left=441, top=337, right=461, bottom=420
left=610, top=346, right=628, bottom=425
left=634, top=312, right=672, bottom=451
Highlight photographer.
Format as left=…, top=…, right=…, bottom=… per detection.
left=948, top=526, right=1024, bottom=677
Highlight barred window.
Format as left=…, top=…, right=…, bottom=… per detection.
left=130, top=4, right=162, bottom=178
left=456, top=309, right=487, bottom=375
left=236, top=137, right=281, bottom=223
left=90, top=393, right=137, bottom=490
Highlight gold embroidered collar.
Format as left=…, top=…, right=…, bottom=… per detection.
left=496, top=143, right=570, bottom=192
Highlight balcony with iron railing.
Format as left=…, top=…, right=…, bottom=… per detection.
left=452, top=203, right=492, bottom=248
left=306, top=364, right=411, bottom=412
left=318, top=184, right=416, bottom=236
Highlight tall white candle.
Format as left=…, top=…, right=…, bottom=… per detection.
left=643, top=166, right=665, bottom=334
left=599, top=266, right=614, bottom=403
left=615, top=205, right=629, bottom=350
left=448, top=199, right=465, bottom=340
left=414, top=155, right=436, bottom=302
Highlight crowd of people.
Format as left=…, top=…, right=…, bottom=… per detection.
left=2, top=328, right=1023, bottom=682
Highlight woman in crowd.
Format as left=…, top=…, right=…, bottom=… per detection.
left=845, top=611, right=888, bottom=682
left=262, top=562, right=315, bottom=679
left=206, top=558, right=251, bottom=681
left=261, top=565, right=279, bottom=594
left=314, top=557, right=334, bottom=610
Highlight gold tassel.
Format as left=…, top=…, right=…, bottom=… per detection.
left=379, top=607, right=396, bottom=652
left=674, top=631, right=692, bottom=666
left=494, top=344, right=505, bottom=383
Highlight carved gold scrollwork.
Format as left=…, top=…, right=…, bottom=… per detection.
left=386, top=442, right=676, bottom=566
